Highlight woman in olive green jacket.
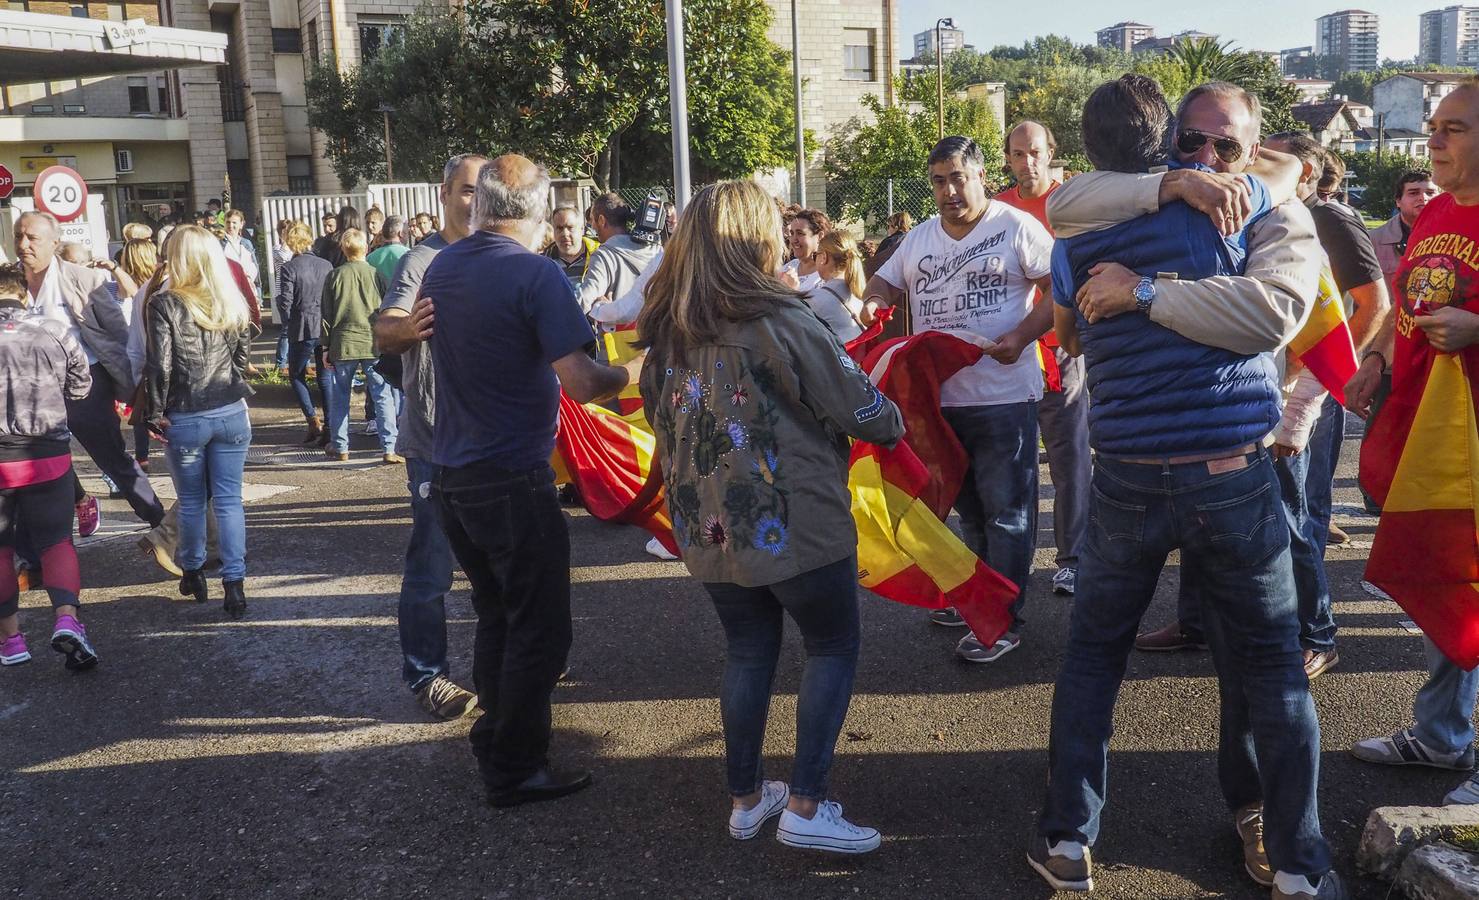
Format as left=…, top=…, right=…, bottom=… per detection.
left=320, top=228, right=399, bottom=462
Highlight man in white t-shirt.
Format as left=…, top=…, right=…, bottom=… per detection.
left=862, top=135, right=1056, bottom=664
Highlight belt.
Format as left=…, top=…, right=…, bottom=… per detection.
left=1114, top=442, right=1263, bottom=467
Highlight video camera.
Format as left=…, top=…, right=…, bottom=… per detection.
left=630, top=189, right=667, bottom=244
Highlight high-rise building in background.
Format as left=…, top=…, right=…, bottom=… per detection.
left=1281, top=46, right=1315, bottom=74
left=1315, top=9, right=1380, bottom=72
left=913, top=25, right=966, bottom=58
left=1095, top=22, right=1155, bottom=53
left=1419, top=6, right=1479, bottom=67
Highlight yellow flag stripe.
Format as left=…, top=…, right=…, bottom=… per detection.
left=1384, top=354, right=1479, bottom=514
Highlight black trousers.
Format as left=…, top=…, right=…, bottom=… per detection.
left=65, top=364, right=164, bottom=528
left=434, top=461, right=571, bottom=791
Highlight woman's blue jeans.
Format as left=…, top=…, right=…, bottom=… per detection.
left=164, top=403, right=251, bottom=581
left=702, top=556, right=860, bottom=800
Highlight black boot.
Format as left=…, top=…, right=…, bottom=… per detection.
left=179, top=568, right=208, bottom=604
left=223, top=579, right=246, bottom=620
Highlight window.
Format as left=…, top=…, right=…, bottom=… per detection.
left=272, top=28, right=302, bottom=54
left=304, top=19, right=320, bottom=63
left=31, top=104, right=54, bottom=114
left=70, top=3, right=86, bottom=16
left=358, top=19, right=405, bottom=63
left=287, top=156, right=313, bottom=194
left=7, top=2, right=29, bottom=11
left=156, top=76, right=170, bottom=115
left=63, top=104, right=85, bottom=114
left=105, top=2, right=124, bottom=19
left=842, top=28, right=876, bottom=81
left=119, top=182, right=188, bottom=228
left=127, top=76, right=150, bottom=113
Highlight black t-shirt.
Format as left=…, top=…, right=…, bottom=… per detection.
left=1309, top=200, right=1385, bottom=296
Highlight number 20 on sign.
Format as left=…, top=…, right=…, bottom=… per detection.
left=33, top=166, right=88, bottom=223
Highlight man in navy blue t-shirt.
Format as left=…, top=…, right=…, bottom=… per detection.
left=415, top=154, right=639, bottom=808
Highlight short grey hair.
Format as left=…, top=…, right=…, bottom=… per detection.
left=17, top=210, right=60, bottom=236
left=443, top=152, right=488, bottom=185
left=382, top=215, right=406, bottom=242
left=1177, top=81, right=1263, bottom=142
left=473, top=161, right=550, bottom=228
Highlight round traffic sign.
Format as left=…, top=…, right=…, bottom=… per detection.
left=0, top=164, right=13, bottom=200
left=33, top=165, right=87, bottom=222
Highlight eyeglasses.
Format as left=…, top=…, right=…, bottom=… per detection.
left=1175, top=129, right=1246, bottom=164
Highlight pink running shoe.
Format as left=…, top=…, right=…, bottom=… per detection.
left=51, top=615, right=98, bottom=670
left=1, top=632, right=30, bottom=666
left=76, top=495, right=101, bottom=538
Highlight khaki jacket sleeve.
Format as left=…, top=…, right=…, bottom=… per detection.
left=1046, top=171, right=1165, bottom=239
left=65, top=262, right=135, bottom=398
left=1147, top=202, right=1320, bottom=355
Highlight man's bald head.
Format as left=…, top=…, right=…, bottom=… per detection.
left=473, top=153, right=551, bottom=234
left=1006, top=120, right=1057, bottom=195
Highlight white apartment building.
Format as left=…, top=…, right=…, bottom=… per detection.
left=1095, top=22, right=1154, bottom=54
left=1315, top=9, right=1380, bottom=72
left=1419, top=6, right=1479, bottom=67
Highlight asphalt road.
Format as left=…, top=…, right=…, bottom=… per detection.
left=0, top=389, right=1451, bottom=900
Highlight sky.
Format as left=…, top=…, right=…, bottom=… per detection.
left=900, top=0, right=1423, bottom=64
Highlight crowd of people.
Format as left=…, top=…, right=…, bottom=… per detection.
left=0, top=67, right=1468, bottom=900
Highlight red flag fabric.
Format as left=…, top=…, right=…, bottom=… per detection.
left=553, top=394, right=677, bottom=555
left=856, top=332, right=984, bottom=520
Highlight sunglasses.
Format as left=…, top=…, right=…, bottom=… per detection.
left=1176, top=129, right=1246, bottom=164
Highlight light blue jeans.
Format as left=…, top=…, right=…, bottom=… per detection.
left=1413, top=636, right=1479, bottom=754
left=324, top=359, right=398, bottom=454
left=165, top=401, right=251, bottom=581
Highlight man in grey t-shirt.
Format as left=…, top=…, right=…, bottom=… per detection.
left=577, top=193, right=660, bottom=316
left=374, top=152, right=486, bottom=720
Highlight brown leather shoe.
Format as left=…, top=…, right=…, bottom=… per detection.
left=1235, top=803, right=1273, bottom=887
left=1303, top=648, right=1340, bottom=680
left=325, top=449, right=349, bottom=461
left=1134, top=621, right=1208, bottom=652
left=303, top=416, right=323, bottom=445
left=382, top=453, right=406, bottom=465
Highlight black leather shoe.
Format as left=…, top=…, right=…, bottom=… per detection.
left=222, top=579, right=247, bottom=620
left=179, top=568, right=208, bottom=604
left=487, top=768, right=592, bottom=808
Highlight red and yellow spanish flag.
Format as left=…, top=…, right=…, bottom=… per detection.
left=1288, top=266, right=1358, bottom=404
left=552, top=393, right=677, bottom=555
left=849, top=437, right=1018, bottom=645
left=1362, top=349, right=1479, bottom=669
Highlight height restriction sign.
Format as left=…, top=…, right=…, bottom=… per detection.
left=33, top=165, right=88, bottom=223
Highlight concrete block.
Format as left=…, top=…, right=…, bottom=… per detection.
left=1360, top=805, right=1479, bottom=879
left=1396, top=843, right=1479, bottom=899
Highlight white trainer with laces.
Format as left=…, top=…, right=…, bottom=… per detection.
left=776, top=800, right=881, bottom=854
left=729, top=780, right=789, bottom=840
left=1052, top=567, right=1077, bottom=595
left=1445, top=773, right=1479, bottom=805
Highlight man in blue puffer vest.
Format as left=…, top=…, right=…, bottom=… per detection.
left=1026, top=76, right=1345, bottom=900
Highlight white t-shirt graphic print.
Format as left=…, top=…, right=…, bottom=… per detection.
left=875, top=201, right=1054, bottom=407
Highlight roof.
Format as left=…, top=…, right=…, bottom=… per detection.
left=1353, top=127, right=1429, bottom=141
left=1400, top=72, right=1472, bottom=83
left=0, top=9, right=227, bottom=84
left=1321, top=9, right=1377, bottom=16
left=1286, top=78, right=1334, bottom=85
left=1101, top=21, right=1152, bottom=28
left=1293, top=100, right=1349, bottom=131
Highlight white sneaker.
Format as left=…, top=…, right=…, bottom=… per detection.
left=776, top=800, right=881, bottom=854
left=644, top=536, right=678, bottom=560
left=729, top=781, right=789, bottom=840
left=1052, top=567, right=1077, bottom=595
left=362, top=419, right=379, bottom=435
left=1445, top=773, right=1479, bottom=805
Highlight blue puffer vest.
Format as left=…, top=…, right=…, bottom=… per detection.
left=1051, top=196, right=1280, bottom=458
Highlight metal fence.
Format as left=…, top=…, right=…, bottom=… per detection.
left=611, top=179, right=936, bottom=236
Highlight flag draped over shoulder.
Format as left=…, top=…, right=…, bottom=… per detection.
left=1288, top=266, right=1358, bottom=404
left=1361, top=349, right=1479, bottom=669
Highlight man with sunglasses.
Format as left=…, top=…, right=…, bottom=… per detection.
left=1033, top=79, right=1341, bottom=900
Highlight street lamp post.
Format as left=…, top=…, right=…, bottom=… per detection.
left=665, top=0, right=693, bottom=209
left=935, top=17, right=954, bottom=139
left=376, top=103, right=395, bottom=182
left=791, top=0, right=806, bottom=205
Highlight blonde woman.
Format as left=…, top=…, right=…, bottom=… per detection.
left=807, top=231, right=867, bottom=342
left=635, top=181, right=904, bottom=854
left=143, top=225, right=254, bottom=618
left=117, top=238, right=161, bottom=470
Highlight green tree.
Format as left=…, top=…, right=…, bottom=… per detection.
left=1341, top=149, right=1430, bottom=219
left=824, top=94, right=1003, bottom=228
left=305, top=0, right=797, bottom=189
left=1009, top=63, right=1117, bottom=159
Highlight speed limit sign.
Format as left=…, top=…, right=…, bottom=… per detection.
left=33, top=165, right=88, bottom=223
